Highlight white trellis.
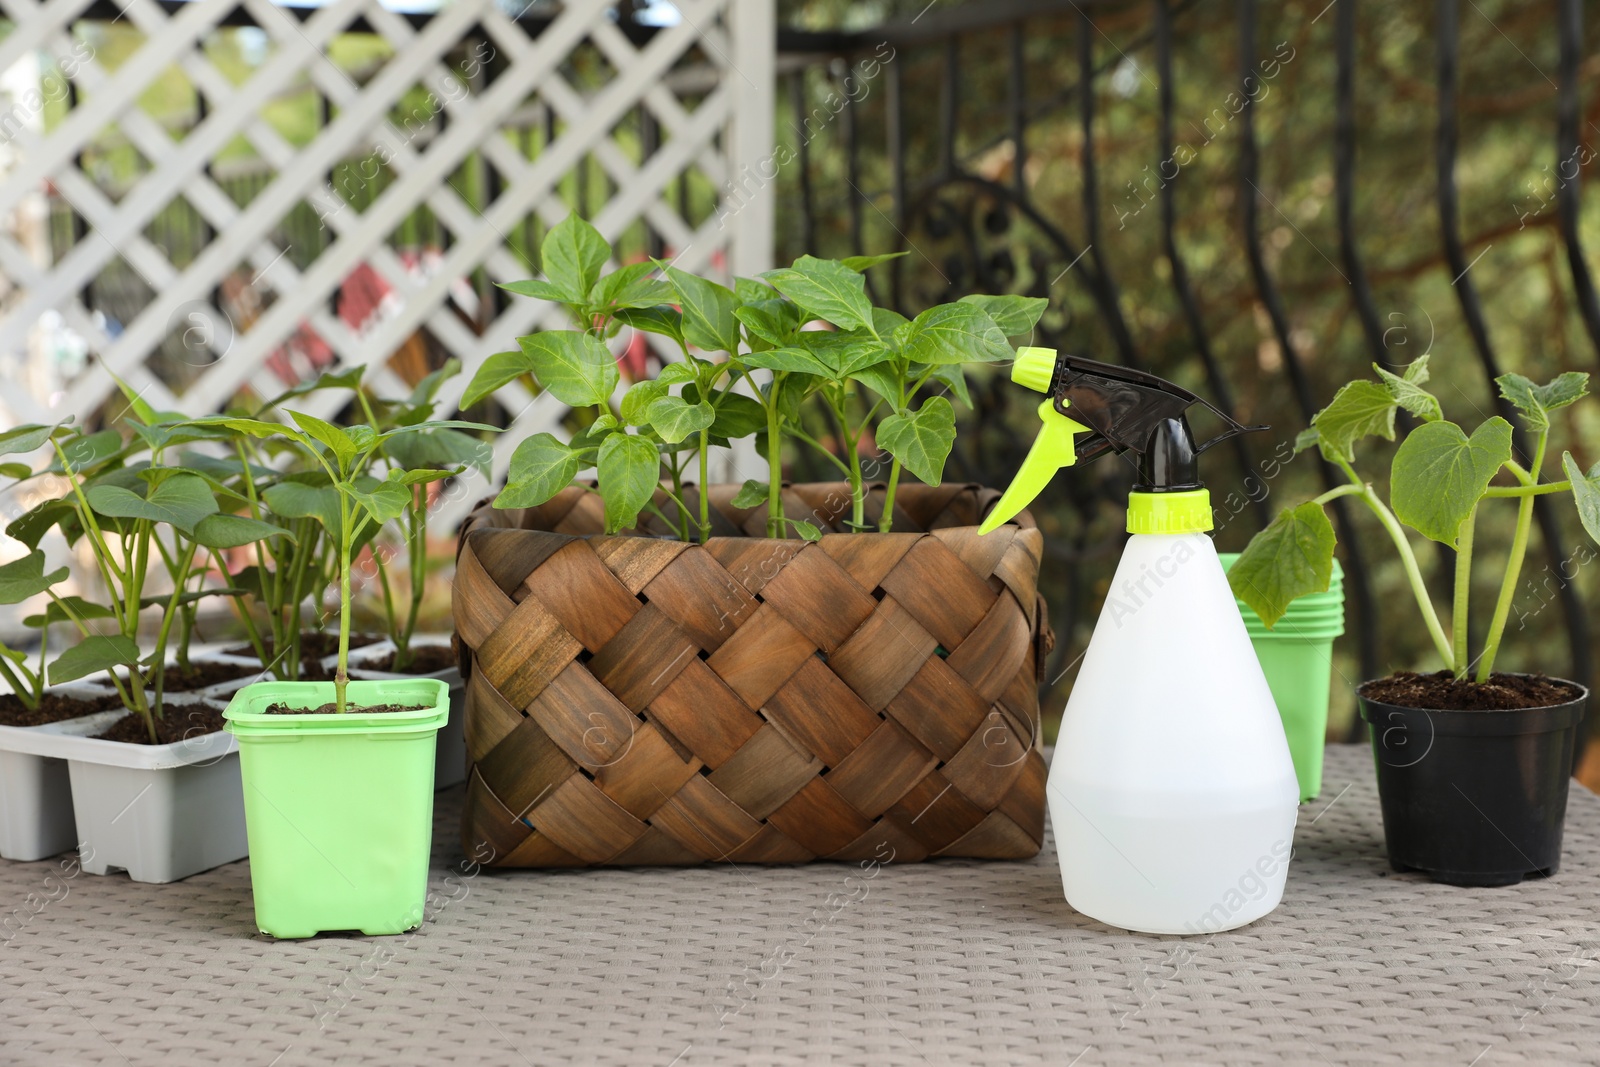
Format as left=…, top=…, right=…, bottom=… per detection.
left=0, top=0, right=775, bottom=530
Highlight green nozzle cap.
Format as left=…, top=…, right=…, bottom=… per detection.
left=1012, top=347, right=1056, bottom=394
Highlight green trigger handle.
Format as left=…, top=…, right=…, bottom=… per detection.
left=979, top=394, right=1091, bottom=535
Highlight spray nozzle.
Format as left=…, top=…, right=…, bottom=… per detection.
left=979, top=349, right=1266, bottom=534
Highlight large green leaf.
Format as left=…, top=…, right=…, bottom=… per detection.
left=664, top=266, right=740, bottom=353
left=0, top=424, right=56, bottom=458
left=1496, top=371, right=1590, bottom=432
left=957, top=294, right=1048, bottom=337
left=1564, top=452, right=1600, bottom=548
left=496, top=433, right=580, bottom=509
left=734, top=301, right=794, bottom=348
left=463, top=331, right=618, bottom=409
left=1311, top=380, right=1397, bottom=463
left=1374, top=356, right=1442, bottom=423
left=542, top=215, right=611, bottom=302
left=383, top=428, right=492, bottom=477
left=0, top=551, right=67, bottom=605
left=85, top=474, right=218, bottom=535
left=612, top=305, right=686, bottom=349
left=621, top=380, right=668, bottom=426
left=48, top=429, right=125, bottom=474
left=262, top=479, right=343, bottom=536
left=597, top=433, right=661, bottom=534
left=49, top=635, right=140, bottom=686
left=893, top=303, right=1011, bottom=365
left=591, top=263, right=672, bottom=311
left=762, top=255, right=874, bottom=333
left=348, top=480, right=411, bottom=528
left=6, top=499, right=76, bottom=550
left=1227, top=502, right=1337, bottom=628
left=876, top=396, right=956, bottom=485
left=1391, top=417, right=1514, bottom=545
left=191, top=514, right=294, bottom=550
left=704, top=391, right=766, bottom=439
left=24, top=596, right=114, bottom=629
left=646, top=396, right=714, bottom=443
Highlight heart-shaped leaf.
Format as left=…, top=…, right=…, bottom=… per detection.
left=646, top=396, right=714, bottom=443
left=49, top=635, right=141, bottom=686
left=1563, top=452, right=1600, bottom=548
left=1227, top=502, right=1337, bottom=628
left=597, top=433, right=661, bottom=534
left=762, top=256, right=874, bottom=333
left=192, top=514, right=295, bottom=550
left=542, top=215, right=611, bottom=303
left=85, top=474, right=218, bottom=535
left=957, top=294, right=1048, bottom=337
left=496, top=433, right=580, bottom=509
left=894, top=303, right=1011, bottom=365
left=1311, top=380, right=1397, bottom=463
left=1391, top=417, right=1514, bottom=545
left=0, top=551, right=68, bottom=605
left=730, top=479, right=769, bottom=508
left=348, top=480, right=410, bottom=527
left=876, top=396, right=956, bottom=485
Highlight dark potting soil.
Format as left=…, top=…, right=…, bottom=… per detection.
left=1361, top=670, right=1582, bottom=711
left=118, top=660, right=259, bottom=692
left=262, top=703, right=431, bottom=716
left=359, top=644, right=457, bottom=675
left=93, top=702, right=228, bottom=745
left=225, top=632, right=382, bottom=661
left=0, top=690, right=123, bottom=728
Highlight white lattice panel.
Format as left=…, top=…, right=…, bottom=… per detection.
left=0, top=0, right=775, bottom=529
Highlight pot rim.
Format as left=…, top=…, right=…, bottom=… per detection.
left=1357, top=672, right=1589, bottom=735
left=224, top=678, right=450, bottom=737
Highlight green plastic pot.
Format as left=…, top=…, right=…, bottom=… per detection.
left=223, top=679, right=449, bottom=939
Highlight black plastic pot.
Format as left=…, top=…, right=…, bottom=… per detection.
left=1358, top=676, right=1588, bottom=887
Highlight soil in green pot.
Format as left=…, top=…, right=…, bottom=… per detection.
left=0, top=691, right=123, bottom=728
left=357, top=645, right=457, bottom=675
left=93, top=702, right=228, bottom=744
left=1362, top=671, right=1582, bottom=710
left=262, top=703, right=430, bottom=716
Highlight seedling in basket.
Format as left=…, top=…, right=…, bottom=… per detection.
left=1229, top=357, right=1600, bottom=681
left=462, top=215, right=1047, bottom=540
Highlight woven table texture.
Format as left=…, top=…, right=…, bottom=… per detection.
left=455, top=482, right=1050, bottom=867
left=4, top=745, right=1600, bottom=1065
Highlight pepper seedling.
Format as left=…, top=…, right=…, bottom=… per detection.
left=1229, top=356, right=1600, bottom=681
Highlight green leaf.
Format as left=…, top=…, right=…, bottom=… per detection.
left=597, top=433, right=661, bottom=534
left=191, top=514, right=294, bottom=550
left=789, top=519, right=822, bottom=541
left=0, top=424, right=56, bottom=458
left=1311, top=380, right=1397, bottom=463
left=734, top=277, right=774, bottom=304
left=0, top=462, right=31, bottom=480
left=0, top=551, right=68, bottom=605
left=1563, top=452, right=1600, bottom=548
left=657, top=360, right=701, bottom=386
left=1293, top=427, right=1321, bottom=455
left=621, top=380, right=669, bottom=426
left=894, top=303, right=1011, bottom=366
left=262, top=479, right=343, bottom=536
left=1227, top=502, right=1337, bottom=628
left=48, top=429, right=125, bottom=474
left=542, top=215, right=611, bottom=303
left=664, top=267, right=740, bottom=353
left=348, top=480, right=411, bottom=527
left=7, top=499, right=76, bottom=550
left=1496, top=371, right=1590, bottom=432
left=646, top=396, right=714, bottom=443
left=288, top=410, right=360, bottom=470
left=851, top=362, right=900, bottom=405
left=405, top=358, right=461, bottom=409
left=705, top=391, right=766, bottom=439
left=1371, top=356, right=1441, bottom=423
left=762, top=255, right=874, bottom=333
left=85, top=474, right=218, bottom=535
left=734, top=302, right=793, bottom=348
left=920, top=363, right=972, bottom=407
left=495, top=433, right=580, bottom=509
left=464, top=332, right=618, bottom=410
left=877, top=396, right=956, bottom=485
left=741, top=348, right=833, bottom=378
left=49, top=635, right=140, bottom=686
left=255, top=366, right=365, bottom=415
left=841, top=251, right=908, bottom=272
left=383, top=429, right=492, bottom=478
left=24, top=596, right=114, bottom=629
left=1391, top=417, right=1514, bottom=545
left=957, top=294, right=1048, bottom=337
left=730, top=479, right=769, bottom=508
left=591, top=263, right=672, bottom=311
left=612, top=305, right=686, bottom=349
left=498, top=278, right=574, bottom=304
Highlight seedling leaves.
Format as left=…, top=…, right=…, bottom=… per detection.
left=1227, top=502, right=1337, bottom=628
left=1391, top=417, right=1513, bottom=545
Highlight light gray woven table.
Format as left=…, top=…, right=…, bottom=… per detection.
left=3, top=744, right=1600, bottom=1066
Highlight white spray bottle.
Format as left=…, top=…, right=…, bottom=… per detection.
left=980, top=349, right=1300, bottom=935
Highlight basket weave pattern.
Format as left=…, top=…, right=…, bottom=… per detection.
left=454, top=482, right=1049, bottom=867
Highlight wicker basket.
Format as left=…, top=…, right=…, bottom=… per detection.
left=453, top=482, right=1050, bottom=867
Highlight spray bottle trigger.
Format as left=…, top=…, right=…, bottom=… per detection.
left=979, top=399, right=1092, bottom=535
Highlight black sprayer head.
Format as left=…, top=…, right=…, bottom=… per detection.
left=1046, top=354, right=1267, bottom=488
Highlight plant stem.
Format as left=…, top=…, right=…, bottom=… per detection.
left=1313, top=484, right=1364, bottom=506
left=879, top=459, right=903, bottom=533
left=1483, top=481, right=1569, bottom=497
left=1478, top=433, right=1547, bottom=681
left=335, top=498, right=354, bottom=715
left=696, top=429, right=711, bottom=543
left=1452, top=505, right=1476, bottom=678
left=1336, top=459, right=1454, bottom=668
left=0, top=657, right=37, bottom=712
left=765, top=381, right=785, bottom=538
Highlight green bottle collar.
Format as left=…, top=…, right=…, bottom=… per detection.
left=1127, top=489, right=1213, bottom=535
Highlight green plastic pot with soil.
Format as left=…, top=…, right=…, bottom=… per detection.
left=1230, top=357, right=1600, bottom=886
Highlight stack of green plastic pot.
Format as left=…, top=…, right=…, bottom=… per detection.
left=1218, top=553, right=1345, bottom=802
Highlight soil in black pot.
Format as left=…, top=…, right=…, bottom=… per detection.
left=1361, top=670, right=1581, bottom=710
left=94, top=702, right=228, bottom=744
left=263, top=703, right=430, bottom=715
left=359, top=645, right=457, bottom=675
left=0, top=691, right=123, bottom=728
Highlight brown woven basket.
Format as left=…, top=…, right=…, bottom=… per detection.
left=453, top=481, right=1051, bottom=867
